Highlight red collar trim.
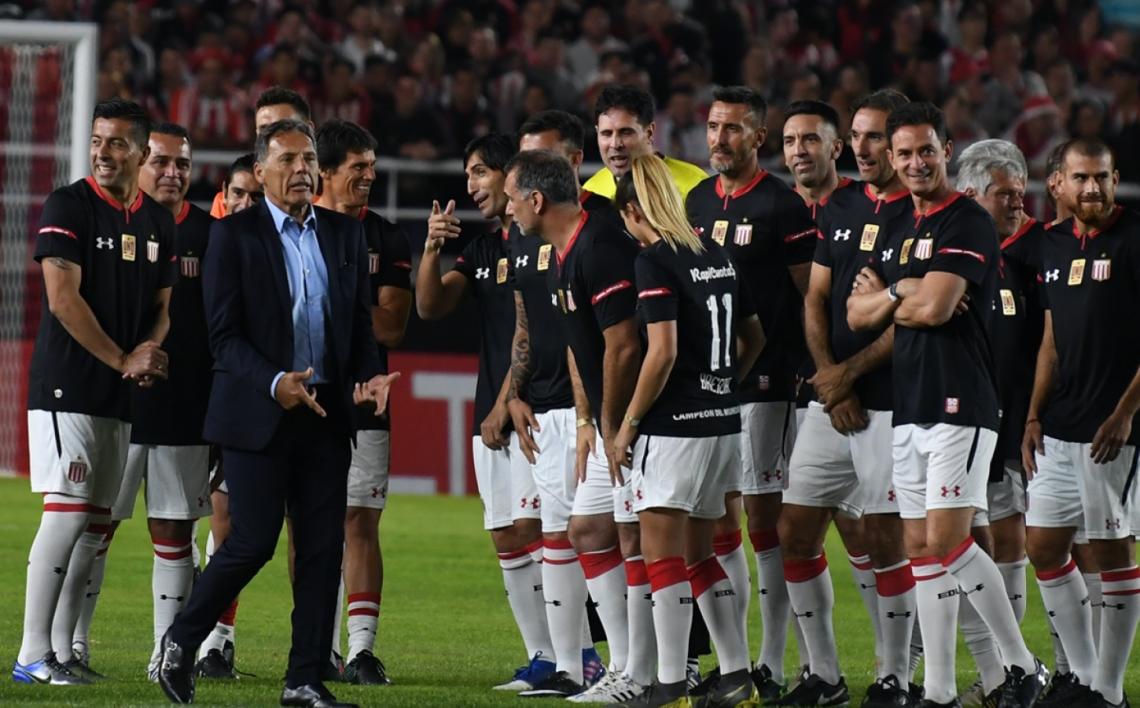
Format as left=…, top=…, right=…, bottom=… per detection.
left=85, top=176, right=143, bottom=213
left=864, top=183, right=910, bottom=204
left=1072, top=204, right=1123, bottom=240
left=174, top=201, right=190, bottom=225
left=579, top=190, right=593, bottom=206
left=714, top=169, right=767, bottom=200
left=557, top=210, right=590, bottom=267
left=501, top=225, right=510, bottom=241
left=914, top=191, right=963, bottom=219
left=1000, top=217, right=1037, bottom=251
left=357, top=206, right=369, bottom=222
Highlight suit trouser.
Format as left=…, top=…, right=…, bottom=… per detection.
left=170, top=404, right=350, bottom=687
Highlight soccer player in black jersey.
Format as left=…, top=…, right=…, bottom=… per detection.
left=776, top=90, right=917, bottom=708
left=846, top=102, right=1047, bottom=708
left=503, top=150, right=643, bottom=698
left=607, top=152, right=765, bottom=708
left=686, top=86, right=817, bottom=696
left=416, top=134, right=553, bottom=691
left=14, top=99, right=175, bottom=686
left=314, top=120, right=412, bottom=686
left=1022, top=139, right=1140, bottom=708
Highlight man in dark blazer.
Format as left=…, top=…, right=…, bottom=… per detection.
left=157, top=119, right=398, bottom=708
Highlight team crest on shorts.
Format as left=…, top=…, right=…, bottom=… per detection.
left=1000, top=289, right=1016, bottom=316
left=1068, top=258, right=1085, bottom=286
left=147, top=238, right=159, bottom=263
left=369, top=252, right=380, bottom=274
left=945, top=397, right=960, bottom=414
left=1092, top=258, right=1111, bottom=281
left=711, top=220, right=728, bottom=245
left=496, top=257, right=508, bottom=284
left=859, top=224, right=878, bottom=251
left=914, top=237, right=933, bottom=260
left=537, top=244, right=552, bottom=271
left=899, top=238, right=914, bottom=264
left=67, top=459, right=88, bottom=483
left=180, top=255, right=200, bottom=278
left=733, top=223, right=753, bottom=246
left=121, top=234, right=136, bottom=261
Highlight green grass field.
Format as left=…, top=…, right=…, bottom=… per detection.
left=0, top=476, right=1135, bottom=707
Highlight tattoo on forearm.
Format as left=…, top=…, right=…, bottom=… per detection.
left=47, top=257, right=73, bottom=270
left=507, top=298, right=532, bottom=400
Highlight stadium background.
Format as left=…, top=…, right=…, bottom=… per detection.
left=0, top=2, right=1138, bottom=705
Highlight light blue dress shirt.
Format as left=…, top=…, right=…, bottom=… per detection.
left=266, top=198, right=330, bottom=397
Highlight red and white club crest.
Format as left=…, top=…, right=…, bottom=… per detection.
left=945, top=397, right=960, bottom=414
left=146, top=239, right=159, bottom=263
left=914, top=238, right=933, bottom=260
left=733, top=224, right=753, bottom=246
left=67, top=460, right=88, bottom=483
left=1092, top=258, right=1111, bottom=281
left=369, top=252, right=380, bottom=274
left=180, top=256, right=199, bottom=278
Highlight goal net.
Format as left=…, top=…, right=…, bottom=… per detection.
left=0, top=22, right=96, bottom=476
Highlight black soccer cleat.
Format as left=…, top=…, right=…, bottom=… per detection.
left=1038, top=673, right=1096, bottom=707
left=195, top=640, right=237, bottom=680
left=917, top=701, right=961, bottom=708
left=693, top=668, right=758, bottom=708
left=999, top=659, right=1048, bottom=708
left=1089, top=691, right=1130, bottom=708
left=518, top=670, right=586, bottom=698
left=771, top=673, right=849, bottom=706
left=611, top=679, right=690, bottom=707
left=157, top=631, right=196, bottom=704
left=321, top=651, right=346, bottom=683
left=862, top=675, right=918, bottom=707
left=690, top=666, right=720, bottom=699
left=751, top=664, right=787, bottom=702
left=344, top=650, right=391, bottom=686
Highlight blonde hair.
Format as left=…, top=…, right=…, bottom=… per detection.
left=617, top=154, right=705, bottom=254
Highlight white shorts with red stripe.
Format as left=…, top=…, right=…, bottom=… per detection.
left=630, top=433, right=740, bottom=519
left=987, top=462, right=1027, bottom=522
left=572, top=429, right=637, bottom=523
left=1026, top=436, right=1138, bottom=541
left=892, top=423, right=997, bottom=520
left=112, top=443, right=212, bottom=521
left=28, top=410, right=130, bottom=508
left=347, top=430, right=391, bottom=510
left=472, top=435, right=541, bottom=531
left=739, top=401, right=797, bottom=495
left=511, top=408, right=578, bottom=533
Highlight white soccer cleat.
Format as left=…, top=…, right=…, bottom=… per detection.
left=566, top=671, right=645, bottom=703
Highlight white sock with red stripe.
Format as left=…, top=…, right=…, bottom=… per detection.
left=750, top=528, right=790, bottom=679
left=690, top=555, right=749, bottom=674
left=151, top=534, right=194, bottom=653
left=499, top=541, right=554, bottom=662
left=848, top=554, right=883, bottom=665
left=18, top=496, right=94, bottom=665
left=1036, top=558, right=1096, bottom=685
left=346, top=591, right=380, bottom=661
left=72, top=523, right=114, bottom=653
left=1046, top=611, right=1070, bottom=674
left=874, top=560, right=916, bottom=681
left=624, top=556, right=655, bottom=685
left=785, top=553, right=839, bottom=683
left=959, top=589, right=1005, bottom=693
left=997, top=558, right=1029, bottom=623
left=648, top=557, right=692, bottom=685
left=200, top=599, right=238, bottom=656
left=543, top=539, right=588, bottom=680
left=580, top=546, right=630, bottom=672
left=1084, top=572, right=1103, bottom=641
left=714, top=530, right=750, bottom=641
left=943, top=537, right=1035, bottom=671
left=913, top=557, right=959, bottom=705
left=51, top=506, right=110, bottom=663
left=1093, top=566, right=1140, bottom=704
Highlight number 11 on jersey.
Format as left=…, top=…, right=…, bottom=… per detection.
left=707, top=293, right=734, bottom=371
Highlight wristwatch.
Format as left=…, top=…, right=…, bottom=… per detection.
left=624, top=414, right=640, bottom=428
left=887, top=282, right=900, bottom=302
left=576, top=417, right=593, bottom=429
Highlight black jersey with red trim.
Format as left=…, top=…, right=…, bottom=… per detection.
left=875, top=192, right=1001, bottom=430
left=636, top=239, right=754, bottom=437
left=29, top=178, right=178, bottom=421
left=130, top=202, right=213, bottom=444
left=686, top=171, right=816, bottom=402
left=355, top=207, right=413, bottom=432
left=813, top=181, right=912, bottom=412
left=453, top=226, right=516, bottom=435
left=1038, top=207, right=1140, bottom=444
left=989, top=218, right=1047, bottom=469
left=548, top=210, right=640, bottom=423
left=509, top=224, right=574, bottom=414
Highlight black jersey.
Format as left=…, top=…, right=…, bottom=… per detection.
left=509, top=224, right=574, bottom=413
left=355, top=208, right=413, bottom=432
left=1038, top=206, right=1140, bottom=444
left=990, top=219, right=1047, bottom=470
left=686, top=171, right=817, bottom=402
left=29, top=178, right=178, bottom=421
left=636, top=239, right=754, bottom=437
left=548, top=211, right=640, bottom=424
left=130, top=202, right=213, bottom=445
left=875, top=192, right=1001, bottom=430
left=453, top=226, right=516, bottom=435
left=813, top=181, right=912, bottom=412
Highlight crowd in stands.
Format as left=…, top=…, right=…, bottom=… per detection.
left=12, top=0, right=1140, bottom=181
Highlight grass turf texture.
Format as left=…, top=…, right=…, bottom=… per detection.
left=0, top=476, right=1136, bottom=706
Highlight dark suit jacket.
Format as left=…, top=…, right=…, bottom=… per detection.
left=202, top=200, right=382, bottom=451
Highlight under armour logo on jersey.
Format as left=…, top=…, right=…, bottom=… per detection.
left=96, top=237, right=114, bottom=250
left=887, top=489, right=896, bottom=503
left=635, top=489, right=643, bottom=500
left=1045, top=268, right=1060, bottom=282
left=1107, top=517, right=1122, bottom=530
left=530, top=496, right=540, bottom=509
left=833, top=228, right=851, bottom=241
left=475, top=267, right=490, bottom=279
left=516, top=255, right=528, bottom=268
left=940, top=485, right=961, bottom=498
left=881, top=248, right=894, bottom=261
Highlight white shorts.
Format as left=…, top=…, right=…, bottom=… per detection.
left=28, top=410, right=130, bottom=508
left=784, top=404, right=897, bottom=517
left=512, top=408, right=578, bottom=533
left=987, top=463, right=1027, bottom=522
left=631, top=433, right=740, bottom=519
left=893, top=424, right=997, bottom=520
left=572, top=429, right=637, bottom=524
left=347, top=430, right=391, bottom=510
left=739, top=401, right=797, bottom=495
left=1025, top=437, right=1138, bottom=541
left=472, top=435, right=541, bottom=531
left=112, top=444, right=212, bottom=521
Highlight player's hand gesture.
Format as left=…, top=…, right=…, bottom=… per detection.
left=508, top=398, right=542, bottom=464
left=1091, top=409, right=1132, bottom=464
left=121, top=341, right=168, bottom=388
left=480, top=399, right=510, bottom=450
left=1021, top=419, right=1044, bottom=478
left=425, top=199, right=461, bottom=254
left=609, top=421, right=637, bottom=486
left=828, top=395, right=869, bottom=434
left=354, top=372, right=402, bottom=416
left=852, top=267, right=886, bottom=295
left=810, top=362, right=855, bottom=409
left=575, top=419, right=596, bottom=484
left=274, top=367, right=326, bottom=417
